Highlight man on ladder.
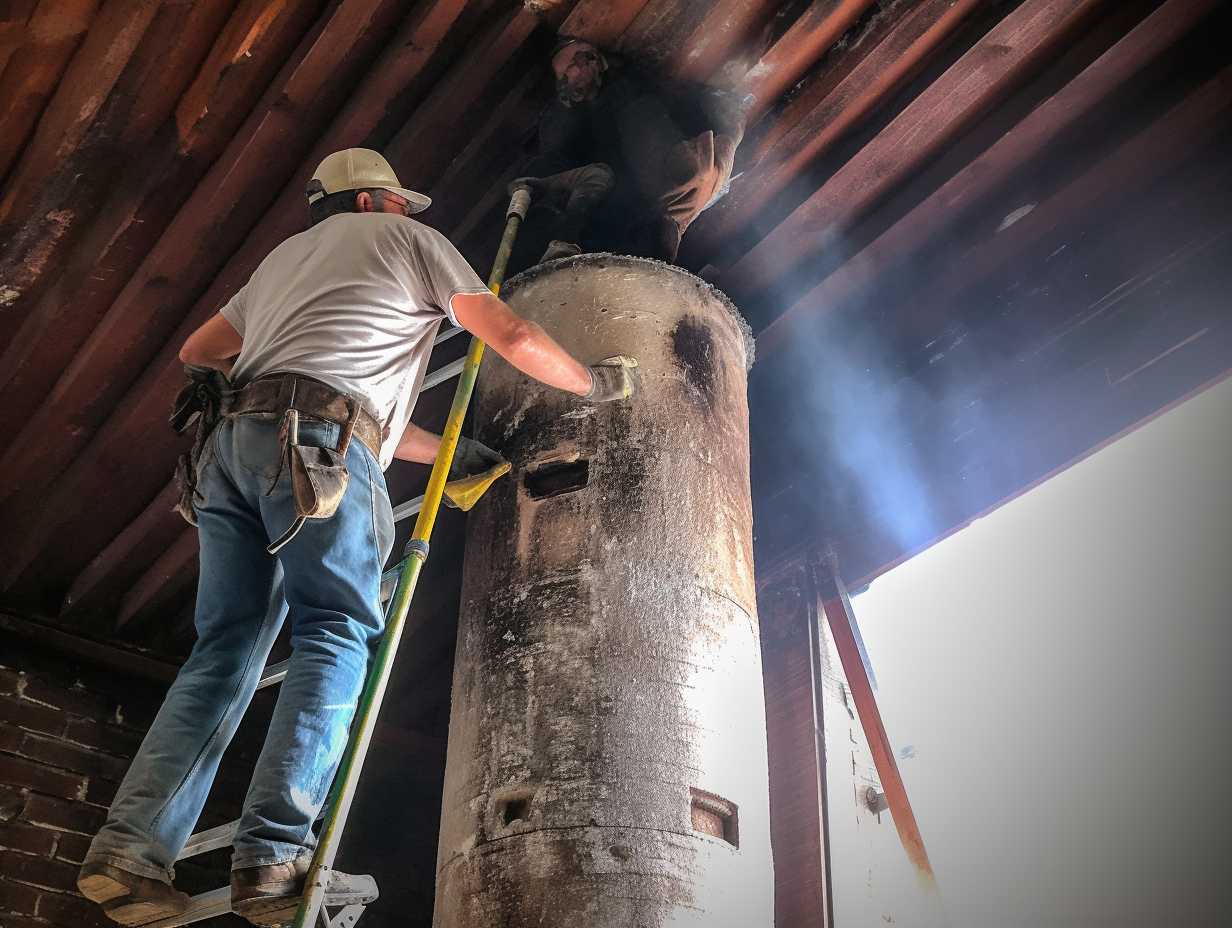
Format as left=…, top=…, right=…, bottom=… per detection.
left=76, top=148, right=637, bottom=927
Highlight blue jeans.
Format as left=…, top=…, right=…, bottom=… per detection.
left=86, top=414, right=394, bottom=880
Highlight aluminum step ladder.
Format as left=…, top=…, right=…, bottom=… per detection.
left=143, top=189, right=531, bottom=928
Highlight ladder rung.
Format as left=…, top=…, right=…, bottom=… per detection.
left=257, top=659, right=288, bottom=690
left=177, top=820, right=238, bottom=860
left=433, top=325, right=463, bottom=346
left=422, top=357, right=464, bottom=390
left=141, top=873, right=379, bottom=928
left=391, top=495, right=424, bottom=524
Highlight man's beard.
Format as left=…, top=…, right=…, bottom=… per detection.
left=556, top=72, right=601, bottom=107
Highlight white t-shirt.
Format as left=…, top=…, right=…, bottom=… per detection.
left=221, top=212, right=490, bottom=468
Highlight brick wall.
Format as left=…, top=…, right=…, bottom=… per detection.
left=0, top=660, right=152, bottom=928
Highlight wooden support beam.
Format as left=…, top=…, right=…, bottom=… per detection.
left=62, top=480, right=180, bottom=619
left=740, top=0, right=877, bottom=116
left=759, top=0, right=1223, bottom=355
left=684, top=0, right=980, bottom=264
left=667, top=0, right=778, bottom=84
left=896, top=65, right=1232, bottom=353
left=0, top=0, right=99, bottom=183
left=115, top=528, right=198, bottom=631
left=0, top=609, right=180, bottom=684
left=384, top=4, right=542, bottom=192
left=723, top=0, right=1110, bottom=310
left=753, top=147, right=1232, bottom=589
left=0, top=0, right=322, bottom=439
left=817, top=571, right=936, bottom=884
left=0, top=0, right=162, bottom=336
left=759, top=568, right=833, bottom=928
left=555, top=0, right=650, bottom=47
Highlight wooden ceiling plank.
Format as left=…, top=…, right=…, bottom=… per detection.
left=669, top=0, right=780, bottom=85
left=758, top=0, right=1223, bottom=355
left=61, top=480, right=180, bottom=619
left=685, top=0, right=981, bottom=264
left=0, top=0, right=405, bottom=515
left=0, top=0, right=487, bottom=590
left=557, top=0, right=651, bottom=46
left=0, top=0, right=99, bottom=184
left=0, top=0, right=158, bottom=229
left=114, top=528, right=198, bottom=631
left=740, top=0, right=876, bottom=115
left=427, top=67, right=547, bottom=227
left=0, top=0, right=315, bottom=439
left=722, top=0, right=1111, bottom=310
left=885, top=66, right=1232, bottom=358
left=383, top=6, right=541, bottom=192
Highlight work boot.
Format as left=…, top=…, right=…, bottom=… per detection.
left=231, top=855, right=311, bottom=927
left=78, top=861, right=190, bottom=926
left=540, top=239, right=582, bottom=263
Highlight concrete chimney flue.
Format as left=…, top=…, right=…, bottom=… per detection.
left=434, top=254, right=772, bottom=927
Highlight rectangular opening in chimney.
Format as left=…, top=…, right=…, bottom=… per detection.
left=524, top=459, right=589, bottom=500
left=690, top=787, right=739, bottom=848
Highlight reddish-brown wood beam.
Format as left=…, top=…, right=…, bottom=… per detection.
left=667, top=0, right=778, bottom=84
left=0, top=0, right=322, bottom=440
left=0, top=5, right=37, bottom=78
left=898, top=64, right=1232, bottom=353
left=0, top=0, right=99, bottom=184
left=0, top=609, right=181, bottom=684
left=556, top=0, right=650, bottom=46
left=115, top=529, right=198, bottom=631
left=0, top=0, right=493, bottom=591
left=759, top=0, right=1223, bottom=355
left=685, top=0, right=980, bottom=265
left=818, top=574, right=936, bottom=884
left=61, top=480, right=180, bottom=620
left=741, top=0, right=877, bottom=115
left=427, top=67, right=546, bottom=225
left=759, top=570, right=833, bottom=928
left=723, top=0, right=1110, bottom=309
left=384, top=5, right=541, bottom=191
left=0, top=0, right=159, bottom=229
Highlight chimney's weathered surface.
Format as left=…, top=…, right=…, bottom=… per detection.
left=434, top=254, right=771, bottom=927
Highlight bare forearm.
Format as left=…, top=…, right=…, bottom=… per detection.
left=394, top=421, right=442, bottom=464
left=499, top=319, right=592, bottom=395
left=451, top=292, right=592, bottom=396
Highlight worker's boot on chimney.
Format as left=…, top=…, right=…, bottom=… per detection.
left=78, top=861, right=190, bottom=926
left=231, top=855, right=311, bottom=926
left=540, top=239, right=582, bottom=263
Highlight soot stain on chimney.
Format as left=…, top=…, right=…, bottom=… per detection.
left=672, top=316, right=717, bottom=409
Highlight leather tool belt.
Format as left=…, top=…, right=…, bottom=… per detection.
left=170, top=369, right=384, bottom=555
left=225, top=373, right=384, bottom=555
left=225, top=374, right=383, bottom=461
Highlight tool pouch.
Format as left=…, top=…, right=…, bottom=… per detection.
left=170, top=365, right=231, bottom=526
left=266, top=398, right=360, bottom=555
left=290, top=443, right=350, bottom=520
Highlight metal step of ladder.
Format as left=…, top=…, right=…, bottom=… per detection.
left=141, top=871, right=378, bottom=928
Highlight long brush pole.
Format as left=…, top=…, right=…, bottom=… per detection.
left=292, top=188, right=531, bottom=928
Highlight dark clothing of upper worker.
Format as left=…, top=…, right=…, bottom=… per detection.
left=512, top=43, right=741, bottom=271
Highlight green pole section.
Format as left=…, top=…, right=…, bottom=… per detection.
left=292, top=188, right=530, bottom=928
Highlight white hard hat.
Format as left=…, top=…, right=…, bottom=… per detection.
left=307, top=148, right=431, bottom=213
